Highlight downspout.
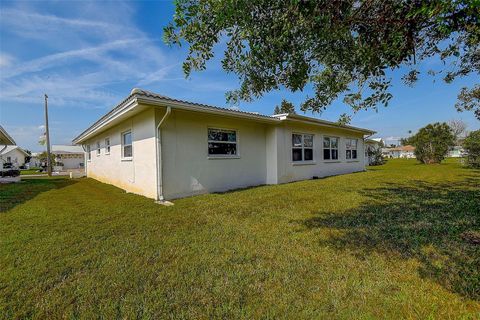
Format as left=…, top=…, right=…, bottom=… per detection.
left=156, top=106, right=172, bottom=203
left=0, top=145, right=7, bottom=170
left=81, top=144, right=87, bottom=176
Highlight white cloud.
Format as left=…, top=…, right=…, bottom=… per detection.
left=0, top=1, right=175, bottom=109
left=0, top=53, right=15, bottom=68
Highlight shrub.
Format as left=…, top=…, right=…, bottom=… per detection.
left=367, top=148, right=385, bottom=166
left=407, top=123, right=455, bottom=164
left=463, top=130, right=480, bottom=168
left=0, top=169, right=20, bottom=177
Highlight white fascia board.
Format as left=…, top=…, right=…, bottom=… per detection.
left=136, top=96, right=281, bottom=124
left=73, top=98, right=138, bottom=144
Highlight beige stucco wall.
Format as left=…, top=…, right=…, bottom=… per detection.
left=84, top=108, right=158, bottom=199
left=158, top=108, right=269, bottom=199
left=81, top=105, right=367, bottom=201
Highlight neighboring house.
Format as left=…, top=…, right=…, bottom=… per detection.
left=0, top=125, right=16, bottom=171
left=447, top=146, right=465, bottom=158
left=0, top=145, right=29, bottom=168
left=364, top=138, right=384, bottom=166
left=382, top=145, right=416, bottom=159
left=28, top=152, right=41, bottom=168
left=51, top=145, right=85, bottom=169
left=73, top=89, right=375, bottom=201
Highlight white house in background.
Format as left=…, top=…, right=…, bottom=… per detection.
left=28, top=152, right=41, bottom=168
left=1, top=125, right=17, bottom=171
left=382, top=145, right=416, bottom=159
left=0, top=146, right=29, bottom=168
left=447, top=146, right=465, bottom=158
left=51, top=145, right=85, bottom=169
left=73, top=89, right=375, bottom=202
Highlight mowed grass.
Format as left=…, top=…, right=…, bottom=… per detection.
left=0, top=159, right=479, bottom=319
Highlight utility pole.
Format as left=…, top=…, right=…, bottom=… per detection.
left=44, top=94, right=52, bottom=177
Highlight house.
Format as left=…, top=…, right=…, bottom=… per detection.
left=447, top=146, right=465, bottom=158
left=1, top=125, right=16, bottom=171
left=364, top=138, right=384, bottom=165
left=382, top=145, right=416, bottom=159
left=0, top=145, right=29, bottom=169
left=51, top=145, right=85, bottom=169
left=73, top=89, right=375, bottom=202
left=27, top=152, right=41, bottom=168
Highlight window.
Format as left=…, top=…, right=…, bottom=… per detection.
left=323, top=137, right=339, bottom=160
left=292, top=133, right=314, bottom=162
left=96, top=141, right=101, bottom=156
left=105, top=138, right=110, bottom=154
left=86, top=145, right=91, bottom=161
left=6, top=156, right=11, bottom=162
left=122, top=131, right=133, bottom=158
left=346, top=139, right=358, bottom=160
left=208, top=128, right=237, bottom=156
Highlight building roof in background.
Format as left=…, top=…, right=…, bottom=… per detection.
left=0, top=125, right=15, bottom=145
left=51, top=145, right=84, bottom=154
left=0, top=145, right=29, bottom=156
left=73, top=88, right=376, bottom=144
left=385, top=145, right=416, bottom=152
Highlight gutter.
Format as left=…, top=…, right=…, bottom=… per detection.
left=155, top=106, right=172, bottom=204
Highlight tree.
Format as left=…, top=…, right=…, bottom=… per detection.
left=38, top=151, right=56, bottom=167
left=408, top=123, right=455, bottom=164
left=164, top=1, right=480, bottom=122
left=274, top=99, right=296, bottom=114
left=448, top=119, right=468, bottom=142
left=24, top=149, right=32, bottom=164
left=463, top=129, right=480, bottom=168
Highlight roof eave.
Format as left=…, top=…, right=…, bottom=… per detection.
left=282, top=114, right=376, bottom=135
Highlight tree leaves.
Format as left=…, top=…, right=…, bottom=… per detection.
left=164, top=0, right=480, bottom=121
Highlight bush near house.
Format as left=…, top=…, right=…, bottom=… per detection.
left=367, top=147, right=385, bottom=166
left=405, top=122, right=455, bottom=164
left=463, top=129, right=480, bottom=168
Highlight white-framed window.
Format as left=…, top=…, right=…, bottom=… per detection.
left=105, top=138, right=110, bottom=154
left=292, top=133, right=314, bottom=162
left=96, top=141, right=101, bottom=156
left=207, top=128, right=238, bottom=157
left=121, top=130, right=133, bottom=159
left=323, top=136, right=339, bottom=160
left=346, top=138, right=358, bottom=160
left=86, top=145, right=91, bottom=161
left=6, top=156, right=11, bottom=162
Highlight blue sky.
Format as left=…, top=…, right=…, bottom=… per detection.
left=0, top=0, right=478, bottom=151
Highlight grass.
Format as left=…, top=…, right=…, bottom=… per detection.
left=19, top=168, right=45, bottom=175
left=1, top=159, right=479, bottom=319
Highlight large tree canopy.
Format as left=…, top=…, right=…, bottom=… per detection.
left=164, top=0, right=480, bottom=122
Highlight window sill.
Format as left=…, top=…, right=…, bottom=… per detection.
left=292, top=161, right=316, bottom=166
left=323, top=160, right=341, bottom=163
left=208, top=155, right=240, bottom=160
left=346, top=160, right=360, bottom=163
left=121, top=157, right=133, bottom=162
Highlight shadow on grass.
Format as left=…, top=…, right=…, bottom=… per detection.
left=301, top=177, right=480, bottom=300
left=0, top=177, right=78, bottom=213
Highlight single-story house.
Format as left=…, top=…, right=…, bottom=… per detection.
left=51, top=145, right=85, bottom=169
left=382, top=145, right=416, bottom=159
left=27, top=152, right=41, bottom=168
left=0, top=145, right=29, bottom=169
left=73, top=89, right=375, bottom=202
left=447, top=146, right=465, bottom=158
left=1, top=125, right=17, bottom=171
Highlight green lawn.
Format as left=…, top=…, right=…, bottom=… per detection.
left=19, top=168, right=45, bottom=175
left=1, top=159, right=479, bottom=319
